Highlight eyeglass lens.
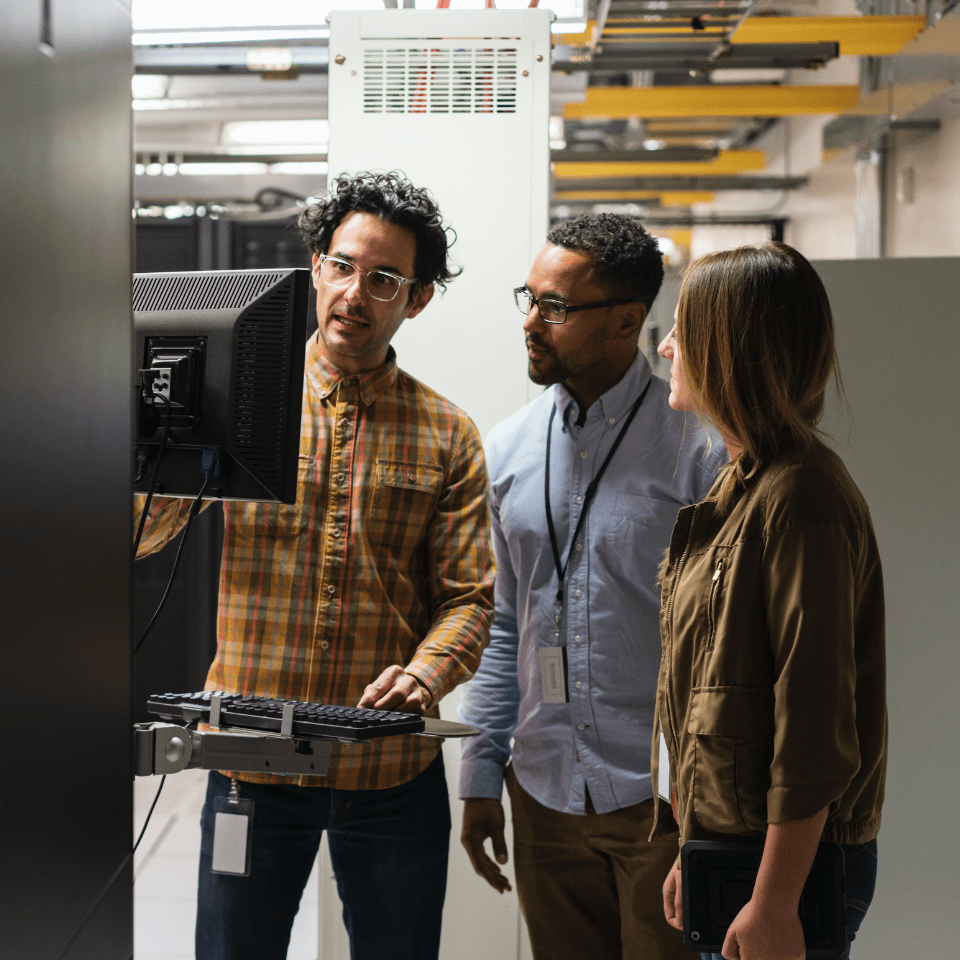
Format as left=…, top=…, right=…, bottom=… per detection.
left=320, top=257, right=403, bottom=302
left=515, top=289, right=565, bottom=323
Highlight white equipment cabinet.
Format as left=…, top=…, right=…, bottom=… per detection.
left=319, top=9, right=551, bottom=960
left=327, top=8, right=552, bottom=441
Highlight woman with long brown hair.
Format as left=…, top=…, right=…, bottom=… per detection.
left=652, top=242, right=886, bottom=960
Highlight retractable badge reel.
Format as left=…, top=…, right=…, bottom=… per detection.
left=211, top=777, right=255, bottom=876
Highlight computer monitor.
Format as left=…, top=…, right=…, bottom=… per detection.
left=133, top=268, right=310, bottom=504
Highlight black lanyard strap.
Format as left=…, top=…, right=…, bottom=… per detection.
left=544, top=377, right=653, bottom=631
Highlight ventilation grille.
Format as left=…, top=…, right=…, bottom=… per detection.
left=363, top=47, right=518, bottom=114
left=133, top=271, right=287, bottom=312
left=231, top=288, right=296, bottom=486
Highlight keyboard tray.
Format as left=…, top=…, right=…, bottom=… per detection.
left=147, top=691, right=426, bottom=742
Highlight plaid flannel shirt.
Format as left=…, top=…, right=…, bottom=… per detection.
left=137, top=333, right=495, bottom=789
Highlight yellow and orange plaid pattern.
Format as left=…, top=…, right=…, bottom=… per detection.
left=137, top=334, right=494, bottom=790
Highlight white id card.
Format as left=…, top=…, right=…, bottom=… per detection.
left=539, top=646, right=568, bottom=704
left=657, top=731, right=671, bottom=802
left=211, top=794, right=255, bottom=876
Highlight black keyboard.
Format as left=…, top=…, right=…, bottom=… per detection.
left=147, top=691, right=426, bottom=742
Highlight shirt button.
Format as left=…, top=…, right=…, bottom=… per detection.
left=575, top=541, right=583, bottom=551
left=580, top=451, right=588, bottom=459
left=574, top=635, right=582, bottom=642
left=575, top=681, right=582, bottom=689
left=337, top=473, right=345, bottom=483
left=577, top=723, right=585, bottom=731
left=333, top=528, right=341, bottom=538
left=608, top=417, right=616, bottom=425
left=575, top=589, right=582, bottom=598
left=320, top=640, right=329, bottom=650
left=576, top=496, right=583, bottom=504
left=327, top=585, right=336, bottom=595
left=407, top=473, right=416, bottom=482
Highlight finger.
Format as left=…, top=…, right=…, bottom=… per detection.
left=490, top=824, right=509, bottom=866
left=475, top=853, right=512, bottom=893
left=357, top=665, right=407, bottom=705
left=721, top=928, right=739, bottom=959
left=664, top=869, right=684, bottom=931
left=357, top=681, right=385, bottom=708
left=462, top=829, right=511, bottom=892
left=374, top=680, right=418, bottom=712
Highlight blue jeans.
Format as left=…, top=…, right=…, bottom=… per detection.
left=196, top=753, right=451, bottom=960
left=701, top=839, right=878, bottom=960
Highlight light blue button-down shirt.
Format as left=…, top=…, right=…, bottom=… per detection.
left=459, top=353, right=726, bottom=815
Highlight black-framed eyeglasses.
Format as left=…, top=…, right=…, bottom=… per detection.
left=513, top=286, right=644, bottom=324
left=318, top=254, right=417, bottom=303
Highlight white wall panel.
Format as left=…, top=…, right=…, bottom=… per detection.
left=323, top=11, right=552, bottom=958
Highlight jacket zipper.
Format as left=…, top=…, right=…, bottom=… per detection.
left=664, top=504, right=698, bottom=788
left=707, top=558, right=724, bottom=649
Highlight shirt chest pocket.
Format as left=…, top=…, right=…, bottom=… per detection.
left=604, top=493, right=683, bottom=578
left=366, top=459, right=444, bottom=553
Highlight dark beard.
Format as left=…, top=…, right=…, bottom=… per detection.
left=526, top=337, right=570, bottom=386
left=528, top=355, right=568, bottom=386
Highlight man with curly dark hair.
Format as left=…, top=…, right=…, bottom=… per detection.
left=458, top=214, right=726, bottom=960
left=140, top=172, right=494, bottom=960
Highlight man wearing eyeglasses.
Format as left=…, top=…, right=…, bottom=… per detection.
left=458, top=214, right=726, bottom=960
left=137, top=171, right=494, bottom=960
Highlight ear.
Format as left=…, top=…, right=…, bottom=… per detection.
left=311, top=252, right=322, bottom=290
left=617, top=301, right=648, bottom=341
left=405, top=282, right=435, bottom=320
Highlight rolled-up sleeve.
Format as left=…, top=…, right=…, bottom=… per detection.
left=762, top=519, right=862, bottom=823
left=457, top=482, right=522, bottom=800
left=134, top=495, right=199, bottom=558
left=405, top=415, right=495, bottom=706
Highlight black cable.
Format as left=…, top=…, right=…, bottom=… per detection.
left=133, top=775, right=167, bottom=853
left=134, top=476, right=211, bottom=655
left=133, top=392, right=173, bottom=557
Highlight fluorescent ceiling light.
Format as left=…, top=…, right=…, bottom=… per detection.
left=178, top=162, right=270, bottom=176
left=227, top=145, right=328, bottom=156
left=271, top=162, right=329, bottom=175
left=131, top=74, right=169, bottom=99
left=223, top=119, right=329, bottom=146
left=132, top=0, right=584, bottom=29
left=133, top=98, right=222, bottom=111
left=132, top=28, right=329, bottom=46
left=711, top=68, right=787, bottom=84
left=551, top=21, right=587, bottom=34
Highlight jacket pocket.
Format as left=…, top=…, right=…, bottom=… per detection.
left=706, top=559, right=724, bottom=649
left=687, top=686, right=774, bottom=834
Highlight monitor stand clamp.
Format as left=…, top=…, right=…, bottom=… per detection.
left=134, top=722, right=331, bottom=778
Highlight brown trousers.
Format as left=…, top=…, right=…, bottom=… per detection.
left=507, top=766, right=687, bottom=960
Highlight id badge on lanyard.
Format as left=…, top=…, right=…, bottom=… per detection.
left=210, top=778, right=255, bottom=876
left=541, top=384, right=650, bottom=707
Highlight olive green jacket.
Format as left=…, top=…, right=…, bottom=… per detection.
left=652, top=442, right=887, bottom=847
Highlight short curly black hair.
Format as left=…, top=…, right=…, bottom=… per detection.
left=297, top=171, right=460, bottom=291
left=547, top=213, right=664, bottom=309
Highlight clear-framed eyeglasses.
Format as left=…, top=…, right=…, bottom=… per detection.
left=513, top=286, right=644, bottom=324
left=318, top=254, right=417, bottom=303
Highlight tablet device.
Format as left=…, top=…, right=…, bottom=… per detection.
left=680, top=840, right=847, bottom=957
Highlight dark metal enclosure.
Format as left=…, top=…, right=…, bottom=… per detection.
left=0, top=2, right=134, bottom=958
